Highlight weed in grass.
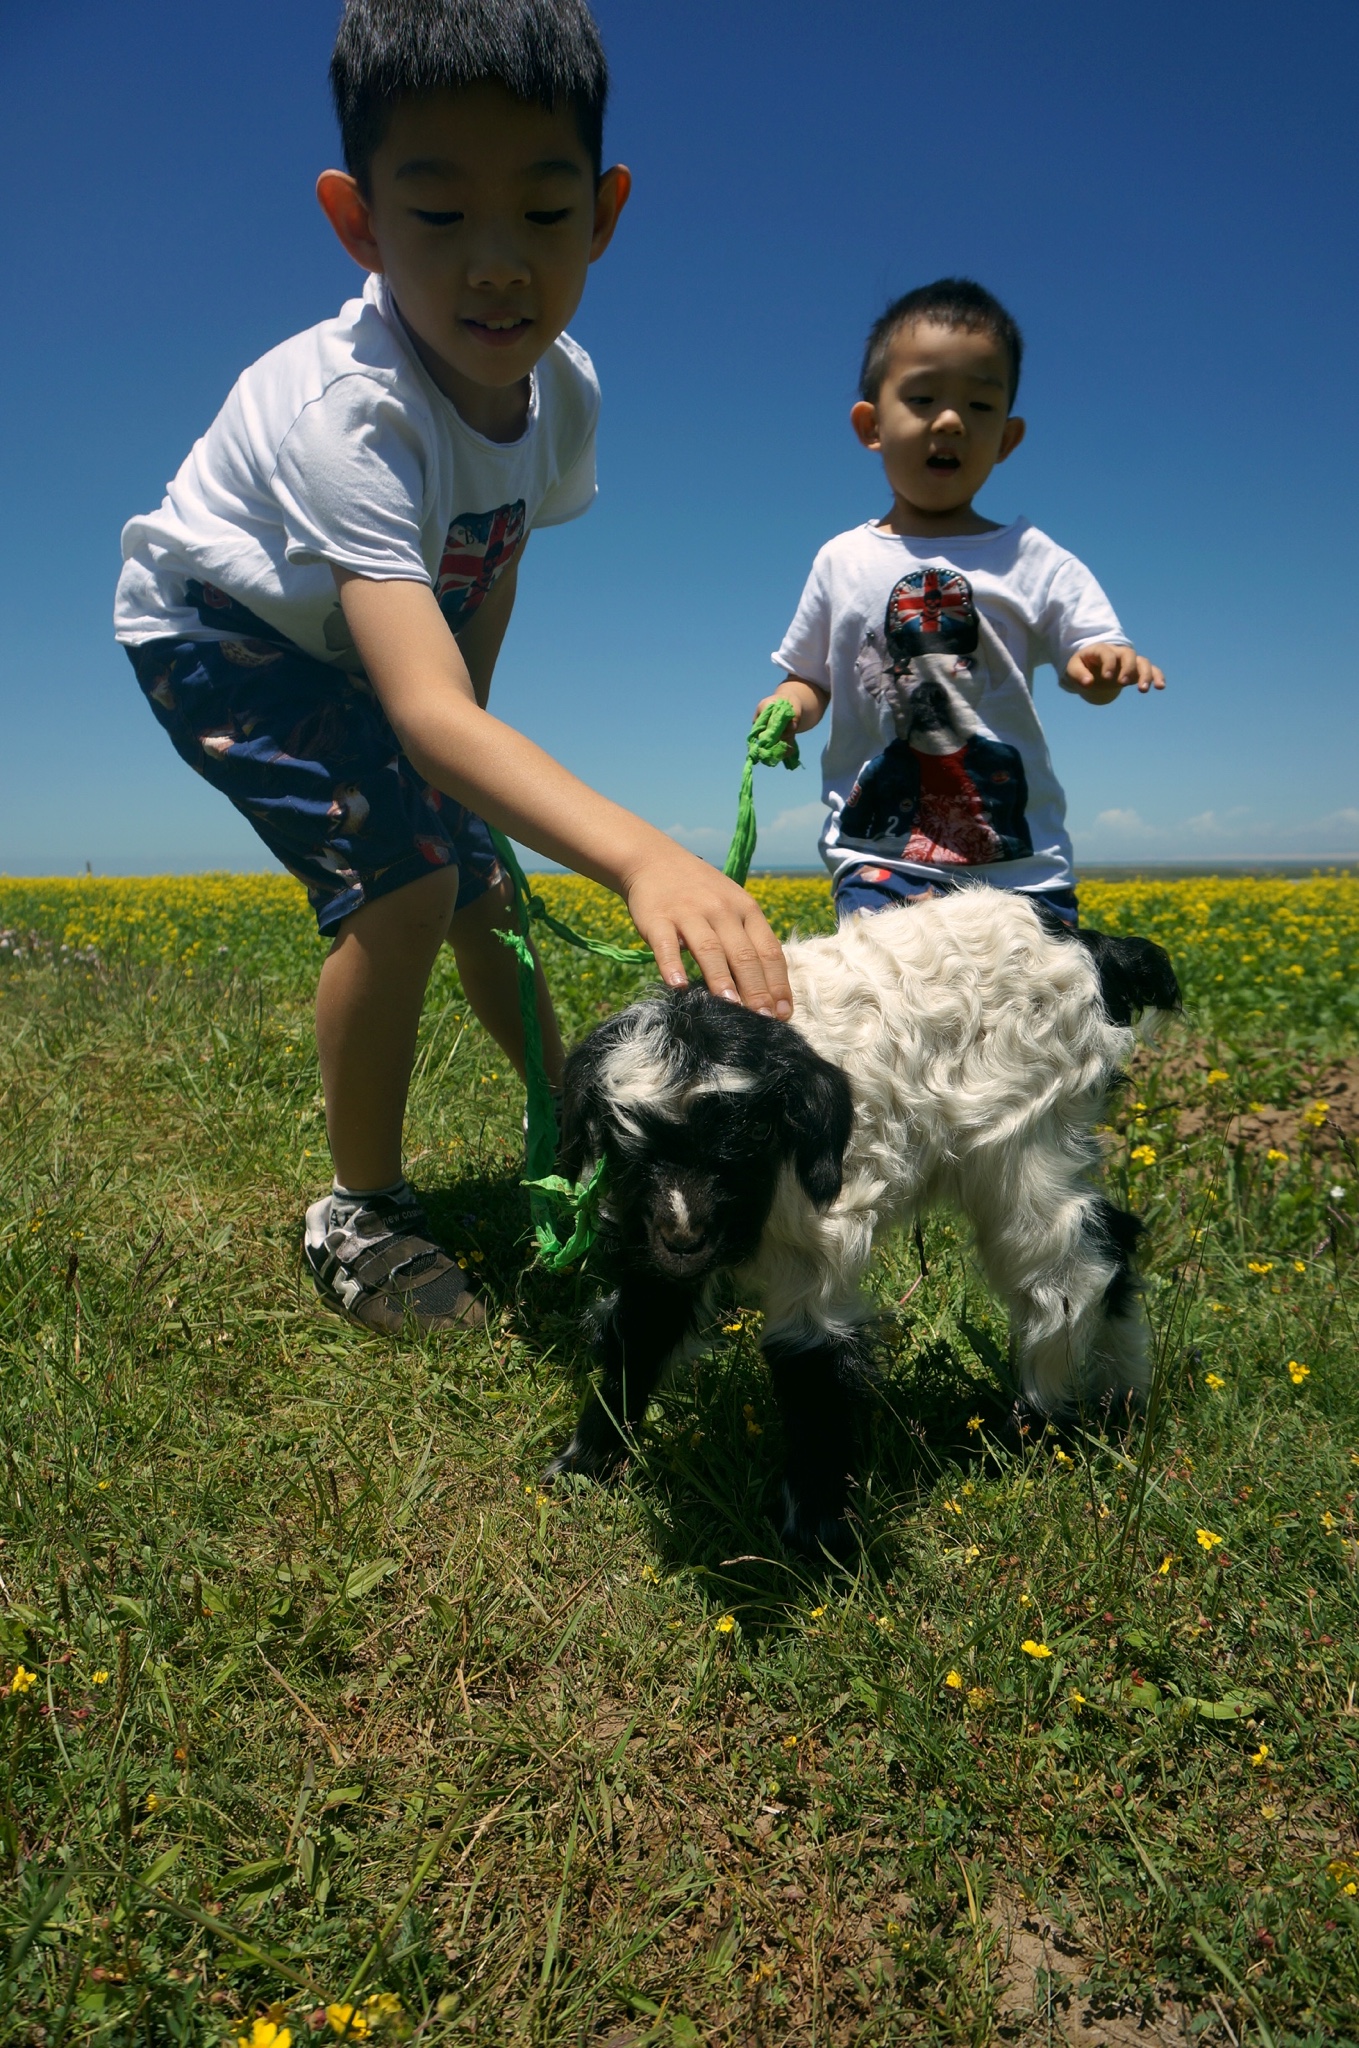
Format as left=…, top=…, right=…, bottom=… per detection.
left=0, top=875, right=1355, bottom=2044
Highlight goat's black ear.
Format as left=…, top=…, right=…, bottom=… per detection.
left=1075, top=929, right=1182, bottom=1026
left=557, top=1024, right=617, bottom=1180
left=775, top=1035, right=854, bottom=1209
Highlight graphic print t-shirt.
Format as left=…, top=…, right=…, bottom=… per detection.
left=115, top=272, right=599, bottom=668
left=772, top=521, right=1127, bottom=896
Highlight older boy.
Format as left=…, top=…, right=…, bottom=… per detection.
left=116, top=0, right=791, bottom=1334
left=760, top=278, right=1164, bottom=926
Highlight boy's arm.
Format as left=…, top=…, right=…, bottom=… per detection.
left=1062, top=642, right=1165, bottom=705
left=454, top=547, right=524, bottom=708
left=336, top=571, right=793, bottom=1017
left=755, top=676, right=830, bottom=733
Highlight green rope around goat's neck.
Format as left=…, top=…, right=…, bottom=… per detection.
left=491, top=694, right=801, bottom=1271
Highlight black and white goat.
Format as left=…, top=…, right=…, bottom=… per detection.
left=545, top=890, right=1180, bottom=1555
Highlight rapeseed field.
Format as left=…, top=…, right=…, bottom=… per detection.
left=0, top=871, right=1355, bottom=2045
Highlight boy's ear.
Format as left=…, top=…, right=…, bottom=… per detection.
left=589, top=165, right=632, bottom=262
left=997, top=415, right=1026, bottom=463
left=850, top=400, right=881, bottom=451
left=317, top=170, right=383, bottom=274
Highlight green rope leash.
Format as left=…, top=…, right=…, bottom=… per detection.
left=491, top=694, right=801, bottom=1270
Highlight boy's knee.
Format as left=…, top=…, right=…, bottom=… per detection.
left=337, top=866, right=461, bottom=955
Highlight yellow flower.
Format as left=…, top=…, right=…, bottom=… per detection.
left=145, top=1792, right=161, bottom=1813
left=944, top=1670, right=964, bottom=1690
left=714, top=1614, right=736, bottom=1635
left=92, top=1669, right=109, bottom=1685
left=1157, top=1556, right=1174, bottom=1575
left=1260, top=1803, right=1278, bottom=1820
left=966, top=1414, right=983, bottom=1432
left=238, top=2024, right=293, bottom=2048
left=325, top=2007, right=368, bottom=2039
left=1248, top=1100, right=1267, bottom=1113
left=963, top=1545, right=981, bottom=1563
left=9, top=1666, right=36, bottom=1694
left=97, top=1479, right=110, bottom=1491
left=1205, top=1372, right=1226, bottom=1391
left=1070, top=1689, right=1087, bottom=1708
left=1265, top=1148, right=1288, bottom=1164
left=1206, top=1069, right=1229, bottom=1085
left=1247, top=1260, right=1273, bottom=1275
left=1129, top=1144, right=1157, bottom=1166
left=743, top=1403, right=763, bottom=1438
left=1287, top=1361, right=1310, bottom=1385
left=1249, top=1744, right=1269, bottom=1767
left=1301, top=1100, right=1329, bottom=1128
left=942, top=1497, right=962, bottom=1515
left=808, top=1605, right=826, bottom=1621
left=1052, top=1445, right=1073, bottom=1465
left=1195, top=1527, right=1224, bottom=1551
left=1292, top=1259, right=1306, bottom=1272
left=782, top=1733, right=798, bottom=1749
left=722, top=1321, right=742, bottom=1334
left=966, top=1686, right=990, bottom=1708
left=1321, top=1511, right=1336, bottom=1531
left=1021, top=1640, right=1052, bottom=1659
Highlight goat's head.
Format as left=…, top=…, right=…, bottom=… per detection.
left=560, top=988, right=855, bottom=1282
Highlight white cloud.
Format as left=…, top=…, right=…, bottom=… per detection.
left=1076, top=804, right=1359, bottom=860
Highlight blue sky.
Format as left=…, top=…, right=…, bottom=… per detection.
left=2, top=0, right=1355, bottom=876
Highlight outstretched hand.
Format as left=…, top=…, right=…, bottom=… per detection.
left=624, top=852, right=793, bottom=1018
left=1065, top=642, right=1165, bottom=702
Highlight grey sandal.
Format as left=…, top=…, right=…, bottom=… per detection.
left=304, top=1190, right=486, bottom=1334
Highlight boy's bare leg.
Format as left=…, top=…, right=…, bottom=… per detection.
left=448, top=876, right=565, bottom=1089
left=315, top=865, right=461, bottom=1191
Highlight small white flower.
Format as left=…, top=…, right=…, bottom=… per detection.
left=1330, top=1185, right=1346, bottom=1202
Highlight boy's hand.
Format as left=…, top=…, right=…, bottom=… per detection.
left=755, top=677, right=830, bottom=740
left=624, top=855, right=793, bottom=1017
left=1065, top=643, right=1165, bottom=703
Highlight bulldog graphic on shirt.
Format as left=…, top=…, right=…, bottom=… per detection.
left=839, top=569, right=1033, bottom=863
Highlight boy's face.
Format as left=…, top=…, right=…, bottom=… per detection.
left=850, top=322, right=1025, bottom=517
left=318, top=84, right=628, bottom=424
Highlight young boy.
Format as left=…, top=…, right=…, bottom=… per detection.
left=760, top=277, right=1164, bottom=926
left=116, top=0, right=791, bottom=1335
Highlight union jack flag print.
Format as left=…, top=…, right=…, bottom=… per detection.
left=884, top=567, right=978, bottom=658
left=435, top=500, right=527, bottom=630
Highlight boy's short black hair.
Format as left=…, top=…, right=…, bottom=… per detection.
left=331, top=0, right=609, bottom=190
left=859, top=278, right=1024, bottom=408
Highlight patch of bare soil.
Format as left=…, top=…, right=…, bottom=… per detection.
left=1154, top=1051, right=1359, bottom=1157
left=987, top=1887, right=1193, bottom=2045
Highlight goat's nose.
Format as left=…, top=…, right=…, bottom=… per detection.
left=657, top=1188, right=703, bottom=1249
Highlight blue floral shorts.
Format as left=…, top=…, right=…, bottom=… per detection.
left=126, top=587, right=502, bottom=935
left=833, top=863, right=1079, bottom=928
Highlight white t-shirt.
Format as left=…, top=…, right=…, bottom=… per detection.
left=116, top=273, right=599, bottom=669
left=773, top=519, right=1127, bottom=896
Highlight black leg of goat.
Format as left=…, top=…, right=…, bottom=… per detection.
left=764, top=1332, right=867, bottom=1558
left=544, top=1273, right=702, bottom=1483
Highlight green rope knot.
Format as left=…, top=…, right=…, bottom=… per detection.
left=722, top=695, right=800, bottom=887
left=490, top=692, right=803, bottom=1270
left=522, top=1158, right=608, bottom=1272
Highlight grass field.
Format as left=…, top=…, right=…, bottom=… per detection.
left=0, top=872, right=1355, bottom=2047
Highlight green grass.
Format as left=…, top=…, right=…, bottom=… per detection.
left=0, top=880, right=1356, bottom=2047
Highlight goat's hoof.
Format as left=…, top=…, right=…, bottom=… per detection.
left=541, top=1434, right=625, bottom=1487
left=781, top=1501, right=855, bottom=1562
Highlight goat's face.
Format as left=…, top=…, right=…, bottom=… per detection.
left=560, top=989, right=855, bottom=1282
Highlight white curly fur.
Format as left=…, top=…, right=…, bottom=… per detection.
left=733, top=890, right=1153, bottom=1415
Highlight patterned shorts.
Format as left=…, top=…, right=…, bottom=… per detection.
left=833, top=863, right=1079, bottom=928
left=126, top=608, right=502, bottom=936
